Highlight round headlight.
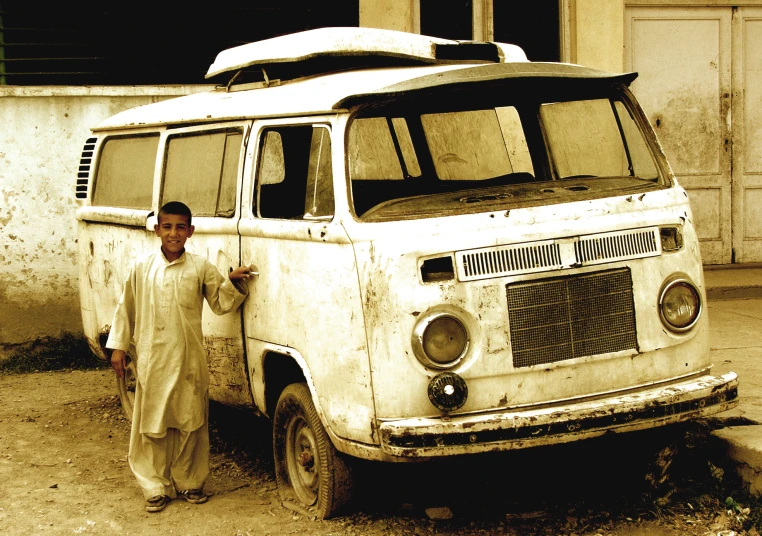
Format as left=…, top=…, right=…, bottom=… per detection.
left=423, top=316, right=468, bottom=365
left=659, top=278, right=701, bottom=332
left=412, top=312, right=470, bottom=369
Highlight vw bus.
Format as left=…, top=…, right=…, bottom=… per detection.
left=75, top=27, right=738, bottom=518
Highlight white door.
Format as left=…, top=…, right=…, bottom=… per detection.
left=732, top=7, right=762, bottom=262
left=625, top=5, right=762, bottom=264
left=625, top=6, right=732, bottom=264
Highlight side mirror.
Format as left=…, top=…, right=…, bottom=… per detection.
left=259, top=131, right=286, bottom=185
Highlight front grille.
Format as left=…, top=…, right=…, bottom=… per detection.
left=75, top=137, right=97, bottom=199
left=507, top=268, right=637, bottom=368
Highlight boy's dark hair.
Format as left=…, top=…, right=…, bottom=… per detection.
left=158, top=201, right=192, bottom=226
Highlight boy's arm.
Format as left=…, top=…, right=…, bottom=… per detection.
left=203, top=261, right=251, bottom=315
left=111, top=349, right=127, bottom=379
left=106, top=265, right=137, bottom=377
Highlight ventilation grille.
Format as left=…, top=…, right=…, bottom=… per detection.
left=507, top=268, right=637, bottom=368
left=75, top=137, right=97, bottom=199
left=460, top=241, right=562, bottom=279
left=456, top=227, right=661, bottom=281
left=576, top=228, right=659, bottom=265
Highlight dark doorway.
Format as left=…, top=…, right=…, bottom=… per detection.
left=493, top=1, right=560, bottom=62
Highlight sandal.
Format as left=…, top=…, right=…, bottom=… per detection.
left=145, top=494, right=170, bottom=513
left=177, top=489, right=208, bottom=504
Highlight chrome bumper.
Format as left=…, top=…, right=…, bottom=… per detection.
left=379, top=372, right=738, bottom=457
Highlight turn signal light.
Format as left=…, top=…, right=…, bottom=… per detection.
left=428, top=372, right=468, bottom=411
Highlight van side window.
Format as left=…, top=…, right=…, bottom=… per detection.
left=93, top=135, right=159, bottom=209
left=256, top=126, right=334, bottom=220
left=162, top=129, right=243, bottom=217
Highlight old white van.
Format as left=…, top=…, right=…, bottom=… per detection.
left=75, top=27, right=738, bottom=518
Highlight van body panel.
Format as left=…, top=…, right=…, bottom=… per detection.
left=77, top=220, right=156, bottom=350
left=184, top=221, right=252, bottom=408
left=346, top=187, right=709, bottom=419
left=239, top=216, right=376, bottom=444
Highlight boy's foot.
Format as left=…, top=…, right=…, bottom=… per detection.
left=145, top=495, right=170, bottom=513
left=177, top=489, right=208, bottom=504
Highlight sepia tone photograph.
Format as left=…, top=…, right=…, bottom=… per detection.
left=1, top=1, right=761, bottom=534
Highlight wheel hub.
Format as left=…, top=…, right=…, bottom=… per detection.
left=298, top=450, right=314, bottom=468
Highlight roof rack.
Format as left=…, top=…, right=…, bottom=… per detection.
left=206, top=27, right=527, bottom=83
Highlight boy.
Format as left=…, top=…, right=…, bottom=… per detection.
left=107, top=201, right=253, bottom=513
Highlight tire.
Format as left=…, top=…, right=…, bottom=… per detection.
left=273, top=382, right=354, bottom=519
left=116, top=351, right=136, bottom=420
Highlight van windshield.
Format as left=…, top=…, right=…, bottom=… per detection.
left=347, top=94, right=664, bottom=222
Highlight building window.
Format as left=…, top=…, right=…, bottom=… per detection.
left=0, top=2, right=359, bottom=85
left=421, top=0, right=473, bottom=40
left=493, top=1, right=560, bottom=62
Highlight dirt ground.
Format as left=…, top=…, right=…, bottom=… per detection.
left=0, top=369, right=759, bottom=536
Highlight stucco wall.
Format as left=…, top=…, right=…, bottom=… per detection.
left=0, top=87, right=210, bottom=351
left=566, top=0, right=625, bottom=73
left=359, top=0, right=419, bottom=33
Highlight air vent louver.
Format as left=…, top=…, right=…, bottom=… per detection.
left=75, top=137, right=97, bottom=199
left=576, top=228, right=659, bottom=266
left=458, top=241, right=562, bottom=280
left=457, top=227, right=661, bottom=281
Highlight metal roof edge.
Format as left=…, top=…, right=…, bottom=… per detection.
left=334, top=63, right=638, bottom=108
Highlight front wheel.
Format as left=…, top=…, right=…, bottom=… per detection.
left=273, top=383, right=354, bottom=519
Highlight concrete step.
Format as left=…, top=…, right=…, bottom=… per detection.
left=704, top=264, right=762, bottom=300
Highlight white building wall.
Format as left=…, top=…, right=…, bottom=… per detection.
left=0, top=87, right=210, bottom=351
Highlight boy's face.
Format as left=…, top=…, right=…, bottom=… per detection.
left=154, top=213, right=194, bottom=261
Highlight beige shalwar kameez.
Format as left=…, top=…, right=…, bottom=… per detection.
left=106, top=250, right=246, bottom=499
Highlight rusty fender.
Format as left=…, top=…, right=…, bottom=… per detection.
left=378, top=372, right=738, bottom=457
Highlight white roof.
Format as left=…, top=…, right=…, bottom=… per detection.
left=93, top=64, right=472, bottom=130
left=92, top=29, right=543, bottom=131
left=205, top=27, right=527, bottom=79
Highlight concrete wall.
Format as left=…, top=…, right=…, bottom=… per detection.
left=359, top=0, right=419, bottom=33
left=563, top=0, right=625, bottom=72
left=0, top=87, right=210, bottom=352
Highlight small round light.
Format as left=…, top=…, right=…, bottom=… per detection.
left=428, top=372, right=468, bottom=411
left=422, top=316, right=468, bottom=365
left=659, top=278, right=701, bottom=332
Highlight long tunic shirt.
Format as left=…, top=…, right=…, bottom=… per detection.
left=106, top=250, right=246, bottom=436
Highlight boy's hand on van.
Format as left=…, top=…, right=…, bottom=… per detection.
left=229, top=265, right=257, bottom=281
left=111, top=349, right=126, bottom=379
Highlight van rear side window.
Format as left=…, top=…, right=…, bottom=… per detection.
left=162, top=129, right=243, bottom=217
left=93, top=135, right=159, bottom=209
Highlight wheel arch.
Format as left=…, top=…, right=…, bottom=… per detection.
left=263, top=350, right=327, bottom=426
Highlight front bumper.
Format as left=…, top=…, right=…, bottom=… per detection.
left=379, top=372, right=738, bottom=457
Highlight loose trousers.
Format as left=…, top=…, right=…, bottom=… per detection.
left=127, top=384, right=209, bottom=499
